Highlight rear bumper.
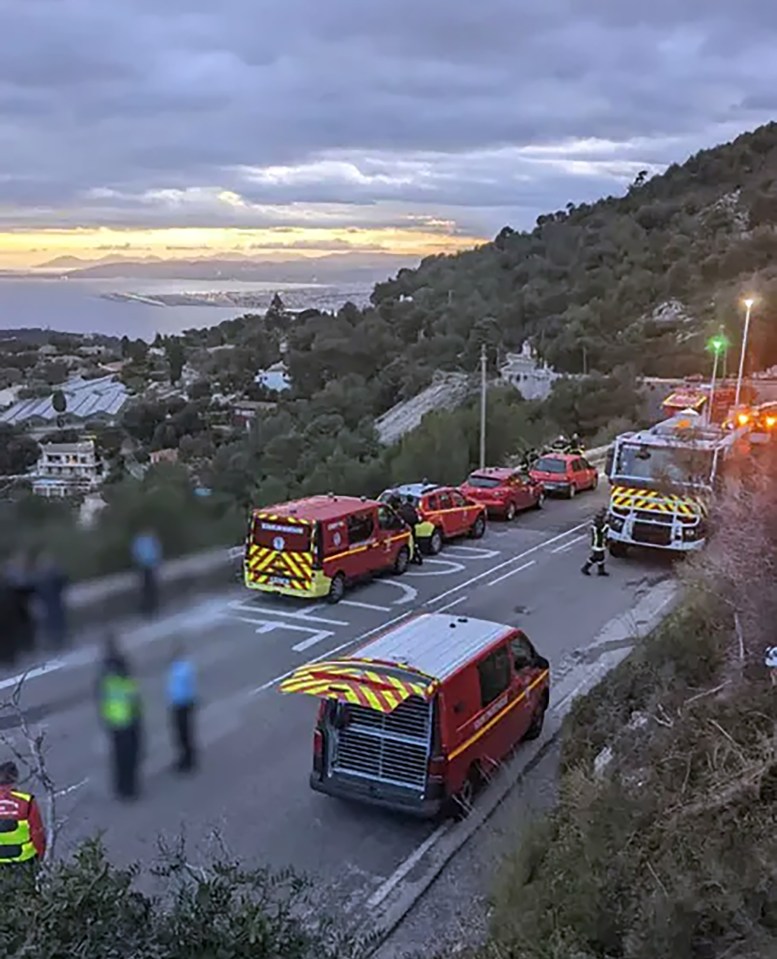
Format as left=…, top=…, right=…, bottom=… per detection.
left=608, top=526, right=705, bottom=552
left=243, top=569, right=331, bottom=598
left=310, top=772, right=443, bottom=819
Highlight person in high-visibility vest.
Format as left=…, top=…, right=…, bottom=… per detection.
left=581, top=508, right=610, bottom=577
left=0, top=761, right=46, bottom=866
left=97, top=635, right=143, bottom=800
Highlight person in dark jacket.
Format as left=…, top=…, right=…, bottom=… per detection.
left=581, top=509, right=610, bottom=577
left=389, top=494, right=423, bottom=566
left=33, top=551, right=68, bottom=651
left=2, top=554, right=35, bottom=657
left=97, top=635, right=143, bottom=800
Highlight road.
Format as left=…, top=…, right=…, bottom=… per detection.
left=0, top=487, right=673, bottom=926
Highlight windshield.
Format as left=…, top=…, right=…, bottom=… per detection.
left=466, top=474, right=501, bottom=489
left=252, top=517, right=312, bottom=552
left=534, top=457, right=566, bottom=474
left=613, top=443, right=715, bottom=488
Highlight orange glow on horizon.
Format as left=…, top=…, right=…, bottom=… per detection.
left=0, top=225, right=485, bottom=269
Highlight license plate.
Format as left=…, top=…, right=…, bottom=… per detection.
left=269, top=576, right=289, bottom=586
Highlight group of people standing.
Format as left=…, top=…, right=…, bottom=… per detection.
left=0, top=552, right=68, bottom=666
left=97, top=635, right=198, bottom=801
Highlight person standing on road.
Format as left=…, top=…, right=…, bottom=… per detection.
left=581, top=508, right=610, bottom=577
left=393, top=495, right=424, bottom=566
left=97, top=635, right=143, bottom=800
left=33, top=551, right=68, bottom=651
left=0, top=761, right=46, bottom=868
left=132, top=528, right=162, bottom=618
left=166, top=643, right=198, bottom=773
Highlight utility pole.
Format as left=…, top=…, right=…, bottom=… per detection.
left=735, top=297, right=754, bottom=408
left=479, top=343, right=487, bottom=469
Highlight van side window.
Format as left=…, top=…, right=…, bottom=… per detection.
left=437, top=492, right=453, bottom=510
left=478, top=645, right=511, bottom=707
left=510, top=634, right=535, bottom=671
left=347, top=512, right=374, bottom=545
left=377, top=505, right=403, bottom=531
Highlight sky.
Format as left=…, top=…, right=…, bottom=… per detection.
left=0, top=0, right=775, bottom=269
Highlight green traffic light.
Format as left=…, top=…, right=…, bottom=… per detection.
left=708, top=335, right=728, bottom=354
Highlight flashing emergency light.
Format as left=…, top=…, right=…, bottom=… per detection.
left=766, top=415, right=776, bottom=429
left=737, top=412, right=750, bottom=426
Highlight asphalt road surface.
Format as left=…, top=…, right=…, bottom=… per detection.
left=0, top=487, right=673, bottom=924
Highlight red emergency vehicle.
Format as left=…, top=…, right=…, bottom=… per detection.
left=380, top=483, right=487, bottom=554
left=244, top=495, right=412, bottom=604
left=281, top=612, right=550, bottom=818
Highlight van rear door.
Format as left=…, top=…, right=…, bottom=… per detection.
left=247, top=514, right=314, bottom=590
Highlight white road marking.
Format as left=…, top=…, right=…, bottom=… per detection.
left=365, top=823, right=451, bottom=909
left=228, top=602, right=348, bottom=627
left=378, top=580, right=418, bottom=605
left=406, top=559, right=466, bottom=577
left=551, top=533, right=586, bottom=553
left=291, top=629, right=336, bottom=652
left=251, top=611, right=415, bottom=694
left=487, top=560, right=536, bottom=587
left=437, top=596, right=468, bottom=613
left=427, top=520, right=587, bottom=607
left=228, top=615, right=335, bottom=651
left=341, top=600, right=391, bottom=612
left=444, top=545, right=501, bottom=559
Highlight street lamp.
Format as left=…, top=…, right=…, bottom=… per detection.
left=734, top=297, right=755, bottom=408
left=706, top=333, right=728, bottom=423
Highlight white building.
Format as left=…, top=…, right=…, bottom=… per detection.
left=499, top=342, right=562, bottom=401
left=32, top=439, right=103, bottom=498
left=254, top=361, right=291, bottom=393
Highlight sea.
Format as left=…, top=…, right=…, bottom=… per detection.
left=0, top=277, right=373, bottom=341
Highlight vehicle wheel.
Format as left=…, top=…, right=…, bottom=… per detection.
left=428, top=528, right=444, bottom=555
left=523, top=695, right=548, bottom=741
left=534, top=491, right=544, bottom=510
left=450, top=766, right=480, bottom=820
left=567, top=484, right=576, bottom=499
left=609, top=541, right=628, bottom=559
left=393, top=546, right=410, bottom=575
left=505, top=502, right=516, bottom=522
left=591, top=474, right=599, bottom=490
left=470, top=514, right=486, bottom=539
left=327, top=572, right=346, bottom=604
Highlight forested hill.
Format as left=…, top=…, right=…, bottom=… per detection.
left=368, top=121, right=777, bottom=378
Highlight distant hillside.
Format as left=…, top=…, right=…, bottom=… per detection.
left=367, top=122, right=777, bottom=379
left=55, top=252, right=419, bottom=285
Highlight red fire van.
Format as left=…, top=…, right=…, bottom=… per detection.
left=281, top=612, right=550, bottom=817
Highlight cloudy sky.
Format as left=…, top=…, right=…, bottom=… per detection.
left=0, top=0, right=775, bottom=267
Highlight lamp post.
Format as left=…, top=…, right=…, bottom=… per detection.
left=479, top=343, right=487, bottom=469
left=707, top=334, right=727, bottom=424
left=734, top=297, right=755, bottom=408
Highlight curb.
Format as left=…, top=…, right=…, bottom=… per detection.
left=367, top=578, right=679, bottom=958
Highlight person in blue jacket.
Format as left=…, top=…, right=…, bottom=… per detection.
left=167, top=642, right=198, bottom=773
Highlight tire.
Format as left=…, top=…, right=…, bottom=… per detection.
left=393, top=546, right=410, bottom=575
left=469, top=513, right=486, bottom=539
left=591, top=474, right=599, bottom=490
left=534, top=491, right=544, bottom=510
left=327, top=572, right=346, bottom=604
left=428, top=528, right=444, bottom=555
left=566, top=484, right=576, bottom=499
left=523, top=696, right=548, bottom=741
left=609, top=541, right=628, bottom=559
left=450, top=766, right=480, bottom=821
left=505, top=502, right=517, bottom=522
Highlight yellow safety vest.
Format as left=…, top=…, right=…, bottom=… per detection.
left=0, top=790, right=37, bottom=863
left=101, top=674, right=139, bottom=729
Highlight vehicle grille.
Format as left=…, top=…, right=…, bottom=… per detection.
left=330, top=696, right=432, bottom=791
left=634, top=509, right=673, bottom=525
left=633, top=522, right=672, bottom=547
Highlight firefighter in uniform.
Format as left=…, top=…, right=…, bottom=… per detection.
left=581, top=508, right=610, bottom=577
left=98, top=637, right=143, bottom=800
left=388, top=494, right=424, bottom=566
left=0, top=761, right=46, bottom=867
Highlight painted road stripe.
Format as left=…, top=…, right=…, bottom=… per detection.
left=406, top=559, right=465, bottom=577
left=487, top=560, right=536, bottom=587
left=341, top=600, right=392, bottom=612
left=437, top=596, right=468, bottom=613
left=365, top=823, right=451, bottom=909
left=228, top=602, right=348, bottom=627
left=551, top=533, right=587, bottom=553
left=428, top=520, right=587, bottom=607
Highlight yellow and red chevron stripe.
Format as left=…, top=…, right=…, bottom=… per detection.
left=610, top=485, right=708, bottom=517
left=245, top=543, right=313, bottom=583
left=280, top=660, right=436, bottom=714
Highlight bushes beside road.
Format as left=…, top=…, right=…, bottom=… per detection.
left=479, top=463, right=777, bottom=959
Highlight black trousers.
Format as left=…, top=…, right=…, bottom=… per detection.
left=171, top=704, right=196, bottom=772
left=111, top=725, right=140, bottom=799
left=140, top=568, right=158, bottom=617
left=584, top=548, right=607, bottom=570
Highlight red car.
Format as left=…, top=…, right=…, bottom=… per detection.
left=459, top=467, right=544, bottom=520
left=529, top=453, right=598, bottom=499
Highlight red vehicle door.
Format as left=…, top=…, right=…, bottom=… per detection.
left=435, top=490, right=462, bottom=537
left=510, top=472, right=532, bottom=510
left=473, top=642, right=525, bottom=764
left=507, top=631, right=546, bottom=739
left=570, top=458, right=586, bottom=491
left=449, top=489, right=477, bottom=535
left=374, top=504, right=408, bottom=570
left=340, top=509, right=382, bottom=577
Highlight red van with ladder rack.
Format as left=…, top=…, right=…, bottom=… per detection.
left=281, top=612, right=550, bottom=817
left=244, top=494, right=413, bottom=604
